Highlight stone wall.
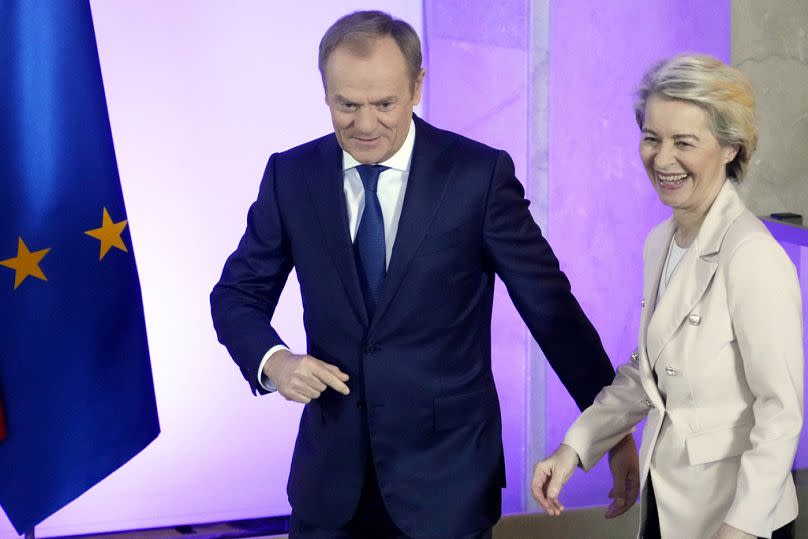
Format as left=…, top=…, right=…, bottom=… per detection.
left=733, top=0, right=808, bottom=218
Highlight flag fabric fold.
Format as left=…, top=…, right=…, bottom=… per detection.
left=0, top=1, right=159, bottom=534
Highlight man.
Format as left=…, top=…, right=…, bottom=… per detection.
left=211, top=10, right=637, bottom=539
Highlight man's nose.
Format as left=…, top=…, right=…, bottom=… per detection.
left=355, top=107, right=377, bottom=133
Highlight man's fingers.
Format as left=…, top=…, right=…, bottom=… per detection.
left=605, top=497, right=629, bottom=519
left=281, top=389, right=312, bottom=404
left=322, top=362, right=350, bottom=381
left=311, top=364, right=350, bottom=395
left=611, top=474, right=626, bottom=498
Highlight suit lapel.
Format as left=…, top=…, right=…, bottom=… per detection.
left=371, top=117, right=454, bottom=327
left=644, top=181, right=745, bottom=368
left=646, top=245, right=718, bottom=368
left=638, top=219, right=674, bottom=408
left=305, top=135, right=368, bottom=325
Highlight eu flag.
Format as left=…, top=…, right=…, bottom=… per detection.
left=0, top=1, right=159, bottom=534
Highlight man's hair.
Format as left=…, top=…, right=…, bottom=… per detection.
left=318, top=10, right=422, bottom=90
left=634, top=54, right=758, bottom=182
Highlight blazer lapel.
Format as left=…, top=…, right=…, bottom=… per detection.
left=371, top=117, right=454, bottom=327
left=646, top=245, right=718, bottom=368
left=305, top=135, right=368, bottom=326
left=644, top=181, right=745, bottom=368
left=638, top=218, right=674, bottom=408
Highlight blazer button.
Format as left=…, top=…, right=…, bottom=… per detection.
left=364, top=344, right=378, bottom=355
left=688, top=313, right=701, bottom=326
left=630, top=351, right=639, bottom=365
left=644, top=398, right=655, bottom=408
left=357, top=400, right=366, bottom=409
left=641, top=298, right=646, bottom=307
left=665, top=366, right=678, bottom=376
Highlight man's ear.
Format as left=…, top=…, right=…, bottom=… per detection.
left=412, top=68, right=426, bottom=105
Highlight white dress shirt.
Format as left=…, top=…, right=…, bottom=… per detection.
left=258, top=120, right=417, bottom=391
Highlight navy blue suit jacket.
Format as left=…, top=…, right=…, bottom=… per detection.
left=211, top=116, right=614, bottom=538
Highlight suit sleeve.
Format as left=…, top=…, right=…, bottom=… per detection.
left=723, top=235, right=803, bottom=537
left=210, top=154, right=293, bottom=395
left=482, top=150, right=615, bottom=410
left=562, top=350, right=649, bottom=470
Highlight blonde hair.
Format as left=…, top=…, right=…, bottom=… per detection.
left=634, top=54, right=758, bottom=181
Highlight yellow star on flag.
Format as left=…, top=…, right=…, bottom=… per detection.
left=0, top=237, right=51, bottom=289
left=85, top=208, right=129, bottom=260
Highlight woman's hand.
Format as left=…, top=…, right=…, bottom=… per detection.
left=710, top=523, right=755, bottom=539
left=531, top=444, right=579, bottom=515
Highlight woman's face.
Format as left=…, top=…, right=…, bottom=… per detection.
left=639, top=94, right=737, bottom=213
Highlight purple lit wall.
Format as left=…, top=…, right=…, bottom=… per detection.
left=423, top=0, right=531, bottom=513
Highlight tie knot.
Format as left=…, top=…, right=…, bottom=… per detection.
left=356, top=164, right=389, bottom=192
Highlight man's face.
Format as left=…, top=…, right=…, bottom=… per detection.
left=324, top=36, right=424, bottom=164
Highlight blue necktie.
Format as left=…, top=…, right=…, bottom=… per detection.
left=354, top=164, right=389, bottom=318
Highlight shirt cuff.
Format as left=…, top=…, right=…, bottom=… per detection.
left=258, top=345, right=289, bottom=392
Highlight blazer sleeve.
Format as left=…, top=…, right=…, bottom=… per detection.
left=482, top=150, right=615, bottom=410
left=723, top=235, right=804, bottom=536
left=561, top=350, right=650, bottom=470
left=210, top=154, right=293, bottom=395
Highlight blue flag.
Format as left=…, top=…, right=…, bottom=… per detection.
left=0, top=1, right=159, bottom=534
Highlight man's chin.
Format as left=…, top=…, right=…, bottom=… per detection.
left=347, top=148, right=390, bottom=165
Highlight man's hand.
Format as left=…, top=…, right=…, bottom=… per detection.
left=264, top=349, right=349, bottom=403
left=710, top=523, right=755, bottom=539
left=605, top=433, right=639, bottom=518
left=531, top=444, right=580, bottom=516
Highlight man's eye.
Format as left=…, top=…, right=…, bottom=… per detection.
left=342, top=103, right=357, bottom=111
left=675, top=141, right=692, bottom=148
left=378, top=102, right=393, bottom=111
left=642, top=136, right=658, bottom=143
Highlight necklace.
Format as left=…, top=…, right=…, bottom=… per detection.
left=663, top=236, right=687, bottom=287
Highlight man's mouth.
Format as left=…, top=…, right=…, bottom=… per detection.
left=354, top=136, right=381, bottom=144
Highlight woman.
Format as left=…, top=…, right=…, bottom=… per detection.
left=532, top=54, right=803, bottom=539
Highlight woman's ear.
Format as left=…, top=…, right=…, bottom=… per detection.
left=724, top=144, right=740, bottom=164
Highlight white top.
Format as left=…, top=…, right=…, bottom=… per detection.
left=656, top=235, right=688, bottom=304
left=258, top=120, right=417, bottom=391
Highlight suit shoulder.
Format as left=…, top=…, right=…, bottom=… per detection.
left=718, top=209, right=797, bottom=279
left=271, top=132, right=336, bottom=163
left=418, top=119, right=503, bottom=163
left=721, top=209, right=777, bottom=254
left=645, top=218, right=675, bottom=250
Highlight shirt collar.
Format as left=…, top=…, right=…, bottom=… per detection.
left=342, top=118, right=416, bottom=172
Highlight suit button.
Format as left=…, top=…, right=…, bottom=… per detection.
left=642, top=298, right=646, bottom=307
left=364, top=344, right=377, bottom=354
left=630, top=351, right=639, bottom=365
left=688, top=313, right=701, bottom=326
left=357, top=400, right=366, bottom=409
left=644, top=398, right=655, bottom=408
left=665, top=366, right=678, bottom=376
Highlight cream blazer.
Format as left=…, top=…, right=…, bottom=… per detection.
left=564, top=181, right=803, bottom=538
